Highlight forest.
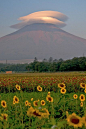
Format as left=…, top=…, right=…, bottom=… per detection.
left=0, top=56, right=86, bottom=72
left=26, top=57, right=86, bottom=72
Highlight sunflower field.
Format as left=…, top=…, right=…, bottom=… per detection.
left=0, top=72, right=86, bottom=129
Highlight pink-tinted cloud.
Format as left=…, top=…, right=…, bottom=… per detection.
left=11, top=11, right=68, bottom=29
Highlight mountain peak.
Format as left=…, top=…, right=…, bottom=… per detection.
left=9, top=23, right=65, bottom=36
left=0, top=23, right=86, bottom=60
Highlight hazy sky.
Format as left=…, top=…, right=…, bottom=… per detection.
left=0, top=0, right=86, bottom=39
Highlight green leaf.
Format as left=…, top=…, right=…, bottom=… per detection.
left=56, top=112, right=60, bottom=115
left=50, top=117, right=56, bottom=125
left=57, top=120, right=67, bottom=128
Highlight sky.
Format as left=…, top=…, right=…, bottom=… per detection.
left=0, top=0, right=86, bottom=39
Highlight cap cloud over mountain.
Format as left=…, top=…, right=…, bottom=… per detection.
left=0, top=11, right=86, bottom=60
left=11, top=10, right=68, bottom=29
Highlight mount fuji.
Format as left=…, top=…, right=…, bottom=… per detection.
left=0, top=23, right=86, bottom=60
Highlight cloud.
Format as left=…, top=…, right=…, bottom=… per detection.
left=11, top=11, right=68, bottom=29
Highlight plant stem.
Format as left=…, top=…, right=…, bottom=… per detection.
left=64, top=95, right=65, bottom=112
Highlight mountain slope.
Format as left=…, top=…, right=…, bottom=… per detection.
left=0, top=23, right=86, bottom=60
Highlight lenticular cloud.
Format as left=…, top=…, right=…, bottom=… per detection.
left=11, top=11, right=68, bottom=29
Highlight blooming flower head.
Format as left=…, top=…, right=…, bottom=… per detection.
left=13, top=96, right=19, bottom=103
left=84, top=88, right=86, bottom=93
left=15, top=84, right=21, bottom=90
left=37, top=85, right=42, bottom=91
left=28, top=102, right=31, bottom=106
left=1, top=113, right=8, bottom=121
left=82, top=114, right=86, bottom=127
left=33, top=100, right=39, bottom=106
left=73, top=94, right=78, bottom=99
left=47, top=92, right=50, bottom=95
left=27, top=106, right=49, bottom=119
left=80, top=83, right=86, bottom=89
left=27, top=106, right=42, bottom=119
left=41, top=100, right=45, bottom=106
left=60, top=88, right=66, bottom=94
left=13, top=100, right=16, bottom=105
left=32, top=109, right=42, bottom=119
left=1, top=100, right=7, bottom=108
left=31, top=98, right=33, bottom=101
left=66, top=112, right=83, bottom=128
left=27, top=106, right=35, bottom=117
left=25, top=100, right=29, bottom=106
left=46, top=95, right=53, bottom=102
left=79, top=94, right=85, bottom=101
left=58, top=83, right=66, bottom=89
left=0, top=116, right=3, bottom=121
left=41, top=108, right=50, bottom=118
left=80, top=101, right=83, bottom=107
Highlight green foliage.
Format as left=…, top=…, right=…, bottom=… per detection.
left=0, top=63, right=28, bottom=72
left=26, top=56, right=86, bottom=72
left=0, top=73, right=86, bottom=128
left=0, top=90, right=86, bottom=128
left=1, top=56, right=86, bottom=72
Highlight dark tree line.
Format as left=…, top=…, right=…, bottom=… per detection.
left=0, top=56, right=86, bottom=72
left=26, top=57, right=86, bottom=72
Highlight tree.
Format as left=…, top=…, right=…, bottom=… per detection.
left=59, top=62, right=68, bottom=71
left=78, top=57, right=86, bottom=70
left=34, top=57, right=38, bottom=62
left=58, top=58, right=63, bottom=62
left=71, top=57, right=79, bottom=71
left=48, top=57, right=53, bottom=63
left=42, top=58, right=47, bottom=62
left=53, top=59, right=58, bottom=63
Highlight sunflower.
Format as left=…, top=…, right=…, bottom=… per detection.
left=66, top=112, right=83, bottom=128
left=41, top=100, right=45, bottom=106
left=15, top=84, right=21, bottom=90
left=80, top=102, right=83, bottom=107
left=25, top=100, right=29, bottom=106
left=58, top=83, right=66, bottom=89
left=33, top=100, right=39, bottom=106
left=28, top=102, right=31, bottom=106
left=60, top=88, right=66, bottom=94
left=1, top=113, right=8, bottom=121
left=0, top=116, right=3, bottom=121
left=1, top=100, right=7, bottom=108
left=37, top=85, right=42, bottom=91
left=80, top=83, right=86, bottom=89
left=13, top=100, right=16, bottom=105
left=47, top=92, right=51, bottom=95
left=13, top=96, right=19, bottom=103
left=84, top=88, right=86, bottom=93
left=27, top=106, right=35, bottom=117
left=27, top=106, right=49, bottom=119
left=82, top=114, right=86, bottom=127
left=79, top=94, right=85, bottom=101
left=73, top=94, right=78, bottom=99
left=31, top=98, right=33, bottom=101
left=46, top=95, right=53, bottom=102
left=41, top=108, right=50, bottom=118
left=27, top=106, right=42, bottom=119
left=32, top=109, right=42, bottom=119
